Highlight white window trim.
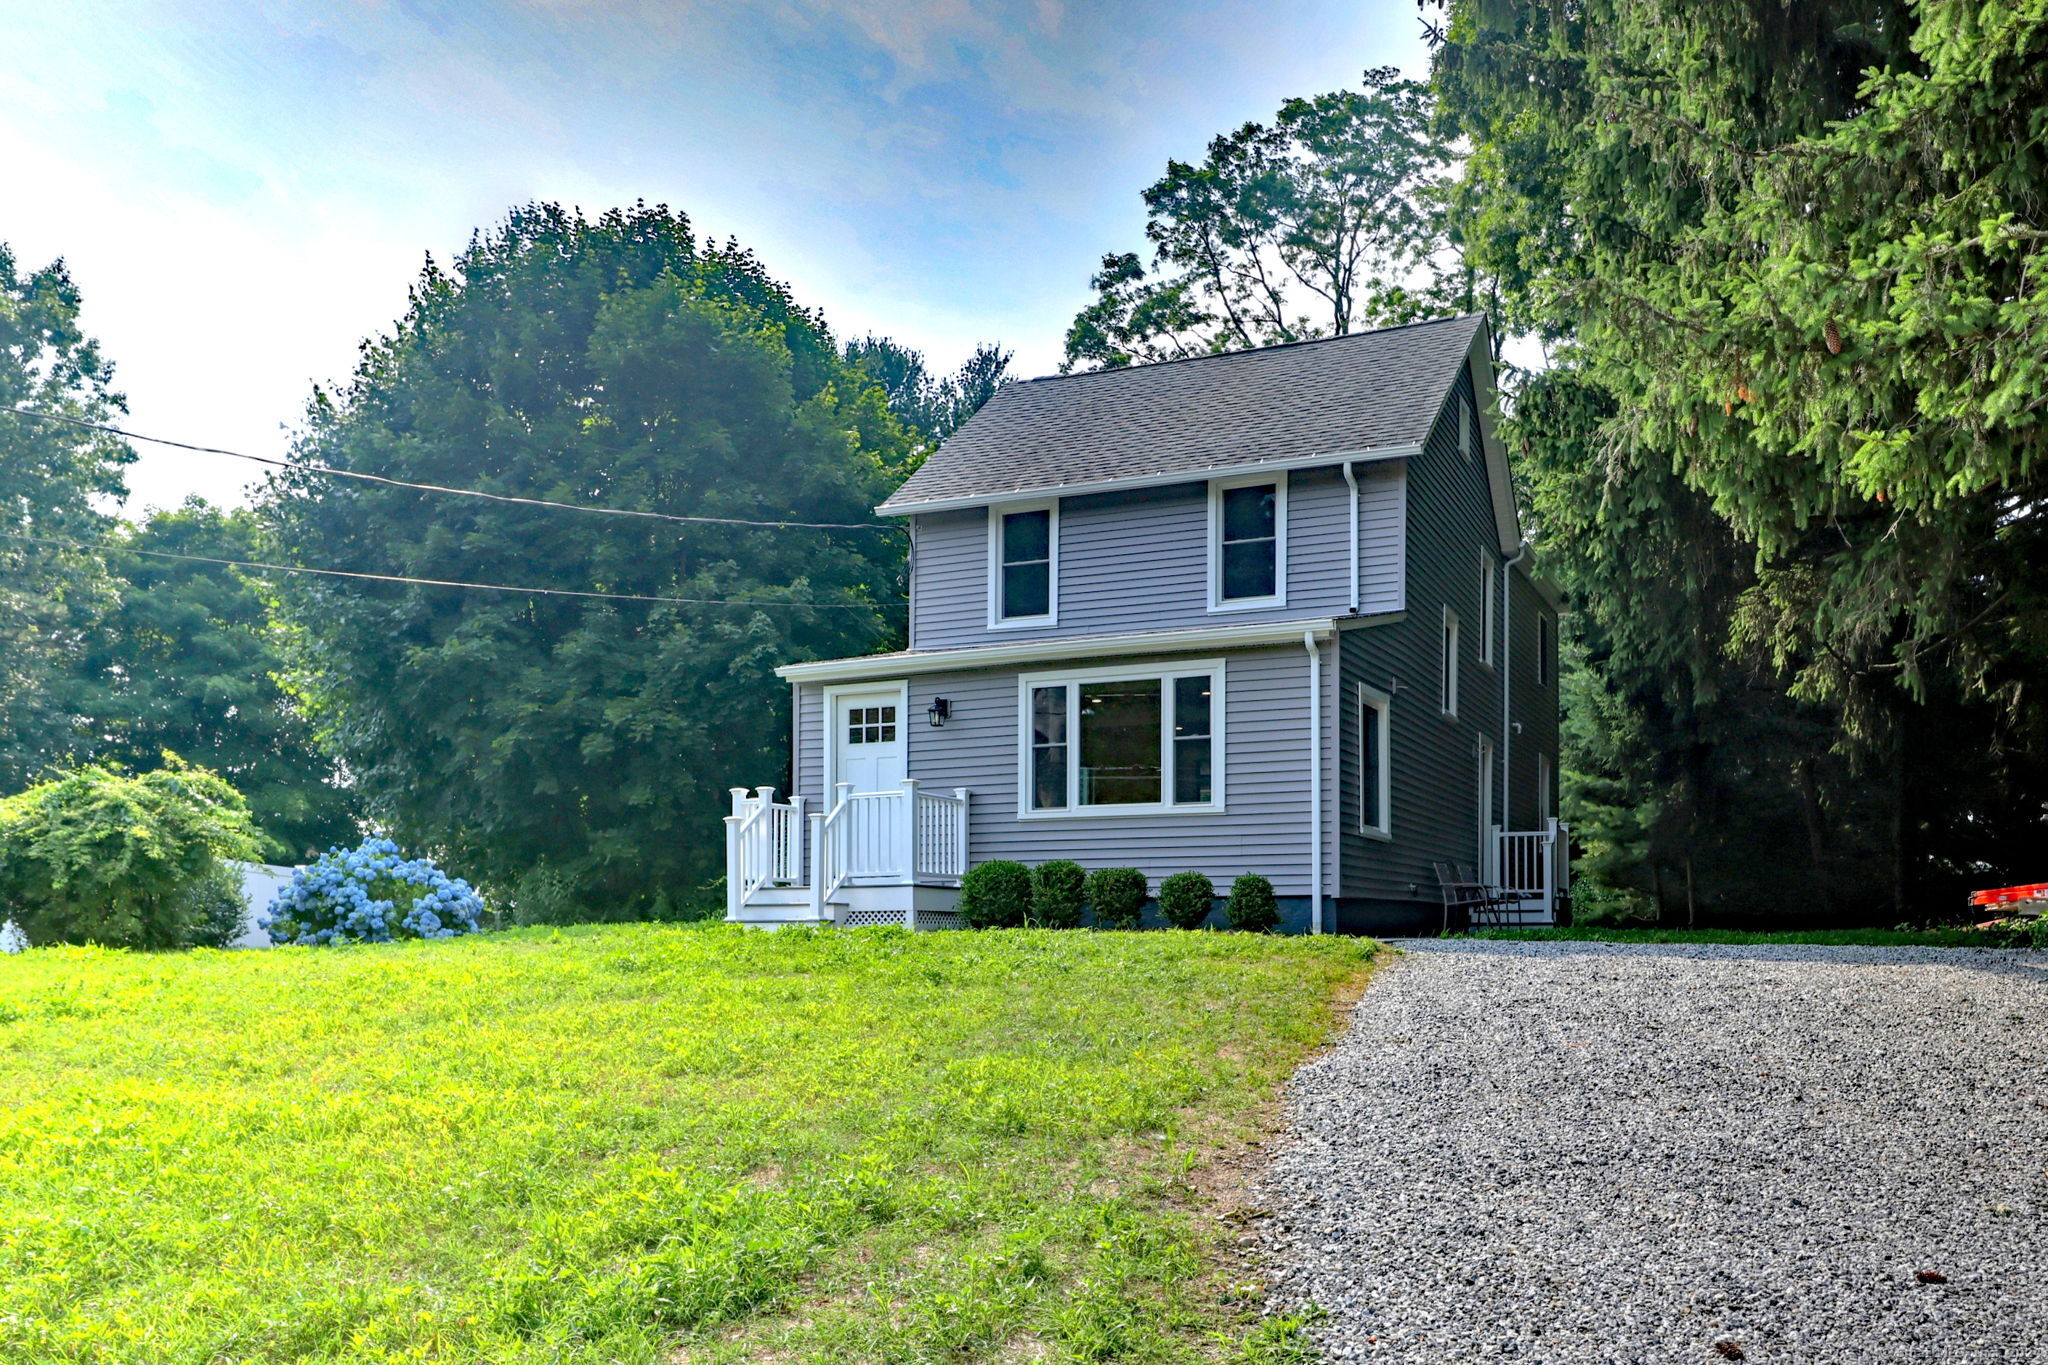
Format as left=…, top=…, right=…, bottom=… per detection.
left=1357, top=682, right=1392, bottom=841
left=1206, top=472, right=1288, bottom=613
left=1479, top=552, right=1497, bottom=668
left=1015, top=658, right=1227, bottom=819
left=1440, top=606, right=1461, bottom=720
left=986, top=500, right=1059, bottom=630
left=820, top=679, right=911, bottom=793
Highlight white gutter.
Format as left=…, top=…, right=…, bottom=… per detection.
left=1501, top=542, right=1529, bottom=853
left=1342, top=461, right=1361, bottom=615
left=875, top=444, right=1421, bottom=518
left=1305, top=628, right=1324, bottom=935
left=776, top=616, right=1343, bottom=684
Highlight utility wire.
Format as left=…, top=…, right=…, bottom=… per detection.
left=0, top=530, right=904, bottom=611
left=1, top=407, right=901, bottom=534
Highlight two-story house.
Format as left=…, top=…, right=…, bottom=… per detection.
left=723, top=313, right=1563, bottom=933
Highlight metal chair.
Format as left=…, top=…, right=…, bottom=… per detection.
left=1434, top=862, right=1506, bottom=934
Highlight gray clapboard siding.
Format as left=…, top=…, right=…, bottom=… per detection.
left=909, top=465, right=1401, bottom=650
left=1339, top=367, right=1507, bottom=904
left=798, top=645, right=1322, bottom=894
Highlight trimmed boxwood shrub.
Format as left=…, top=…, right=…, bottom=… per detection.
left=1158, top=871, right=1216, bottom=930
left=1030, top=859, right=1087, bottom=928
left=1227, top=874, right=1279, bottom=933
left=958, top=859, right=1032, bottom=929
left=1087, top=867, right=1148, bottom=930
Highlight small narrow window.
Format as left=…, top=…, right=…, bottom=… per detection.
left=1358, top=686, right=1391, bottom=837
left=1441, top=608, right=1460, bottom=718
left=1480, top=553, right=1497, bottom=666
left=996, top=507, right=1054, bottom=621
left=1536, top=614, right=1553, bottom=686
left=1211, top=476, right=1285, bottom=607
left=1536, top=752, right=1554, bottom=823
left=1459, top=401, right=1474, bottom=461
left=1173, top=676, right=1213, bottom=804
left=1030, top=686, right=1067, bottom=810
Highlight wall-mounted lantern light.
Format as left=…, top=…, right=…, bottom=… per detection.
left=927, top=697, right=951, bottom=728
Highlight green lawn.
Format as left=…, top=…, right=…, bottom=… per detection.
left=0, top=924, right=1373, bottom=1364
left=1468, top=925, right=2023, bottom=947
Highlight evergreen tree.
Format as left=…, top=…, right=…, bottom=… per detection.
left=264, top=203, right=917, bottom=915
left=844, top=337, right=1014, bottom=440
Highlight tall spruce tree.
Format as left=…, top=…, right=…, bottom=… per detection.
left=1436, top=0, right=2048, bottom=914
left=264, top=203, right=916, bottom=915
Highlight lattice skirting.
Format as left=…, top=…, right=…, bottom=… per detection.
left=837, top=908, right=965, bottom=931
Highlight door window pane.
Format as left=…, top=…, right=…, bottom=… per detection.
left=1000, top=509, right=1052, bottom=618
left=1078, top=679, right=1161, bottom=805
left=846, top=705, right=897, bottom=744
left=1219, top=484, right=1278, bottom=600
left=1173, top=676, right=1213, bottom=804
left=1030, top=686, right=1067, bottom=810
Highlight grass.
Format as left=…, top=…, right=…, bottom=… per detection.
left=0, top=923, right=1373, bottom=1364
left=1467, top=925, right=2025, bottom=947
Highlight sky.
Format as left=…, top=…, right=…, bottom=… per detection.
left=2, top=1, right=1429, bottom=513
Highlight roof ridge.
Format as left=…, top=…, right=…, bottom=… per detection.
left=1018, top=312, right=1484, bottom=386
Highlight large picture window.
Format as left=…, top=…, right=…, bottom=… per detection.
left=1209, top=474, right=1286, bottom=609
left=990, top=503, right=1056, bottom=625
left=1021, top=662, right=1223, bottom=815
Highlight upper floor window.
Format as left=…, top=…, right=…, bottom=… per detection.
left=1536, top=613, right=1554, bottom=686
left=989, top=503, right=1056, bottom=626
left=1209, top=473, right=1287, bottom=610
left=1479, top=552, right=1497, bottom=666
left=1459, top=400, right=1474, bottom=461
left=1441, top=606, right=1460, bottom=718
left=1021, top=662, right=1223, bottom=816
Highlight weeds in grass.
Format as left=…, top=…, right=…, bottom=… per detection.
left=0, top=923, right=1370, bottom=1363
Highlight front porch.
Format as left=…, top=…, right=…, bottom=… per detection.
left=723, top=782, right=970, bottom=929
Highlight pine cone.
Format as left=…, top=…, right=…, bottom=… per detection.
left=1824, top=318, right=1844, bottom=354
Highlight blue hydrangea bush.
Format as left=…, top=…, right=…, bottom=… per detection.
left=264, top=836, right=485, bottom=945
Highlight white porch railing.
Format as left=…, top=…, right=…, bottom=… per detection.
left=724, top=780, right=969, bottom=922
left=1491, top=818, right=1570, bottom=922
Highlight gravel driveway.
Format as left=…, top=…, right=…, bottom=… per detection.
left=1256, top=940, right=2048, bottom=1363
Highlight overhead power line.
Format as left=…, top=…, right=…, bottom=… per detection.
left=0, top=530, right=903, bottom=611
left=1, top=407, right=900, bottom=534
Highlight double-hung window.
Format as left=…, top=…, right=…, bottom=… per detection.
left=1441, top=607, right=1460, bottom=718
left=1209, top=474, right=1286, bottom=609
left=1022, top=662, right=1223, bottom=815
left=1358, top=684, right=1392, bottom=839
left=990, top=503, right=1056, bottom=626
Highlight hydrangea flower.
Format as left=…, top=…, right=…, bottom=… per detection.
left=262, top=836, right=487, bottom=946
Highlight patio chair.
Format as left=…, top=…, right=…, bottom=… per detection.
left=1434, top=862, right=1505, bottom=934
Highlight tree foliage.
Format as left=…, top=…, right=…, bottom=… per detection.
left=264, top=203, right=917, bottom=916
left=1438, top=0, right=2048, bottom=915
left=0, top=757, right=260, bottom=950
left=1066, top=68, right=1463, bottom=369
left=78, top=501, right=360, bottom=860
left=843, top=337, right=1014, bottom=441
left=0, top=244, right=133, bottom=789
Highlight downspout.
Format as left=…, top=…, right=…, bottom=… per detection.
left=1305, top=629, right=1324, bottom=934
left=1342, top=462, right=1361, bottom=615
left=1500, top=542, right=1529, bottom=854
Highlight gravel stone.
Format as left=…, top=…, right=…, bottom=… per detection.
left=1255, top=939, right=2048, bottom=1363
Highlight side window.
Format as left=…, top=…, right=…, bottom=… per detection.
left=1441, top=607, right=1460, bottom=718
left=1210, top=475, right=1286, bottom=608
left=992, top=504, right=1055, bottom=624
left=1536, top=614, right=1553, bottom=686
left=1358, top=685, right=1391, bottom=838
left=1536, top=751, right=1554, bottom=823
left=1479, top=553, right=1497, bottom=665
left=1021, top=665, right=1223, bottom=815
left=1459, top=399, right=1474, bottom=462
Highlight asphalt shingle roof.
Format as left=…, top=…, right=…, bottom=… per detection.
left=879, top=313, right=1485, bottom=512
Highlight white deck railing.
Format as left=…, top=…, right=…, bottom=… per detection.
left=725, top=780, right=969, bottom=920
left=1491, top=818, right=1570, bottom=921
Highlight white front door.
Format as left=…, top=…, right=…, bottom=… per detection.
left=829, top=686, right=908, bottom=794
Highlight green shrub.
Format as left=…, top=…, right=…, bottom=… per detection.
left=1030, top=860, right=1087, bottom=928
left=958, top=860, right=1032, bottom=929
left=512, top=862, right=584, bottom=926
left=0, top=758, right=260, bottom=950
left=1226, top=874, right=1279, bottom=933
left=1087, top=867, right=1148, bottom=930
left=1158, top=871, right=1216, bottom=930
left=179, top=866, right=252, bottom=949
